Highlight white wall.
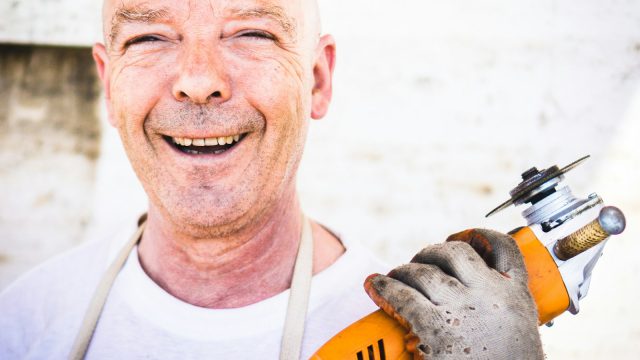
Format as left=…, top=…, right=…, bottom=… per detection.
left=2, top=1, right=640, bottom=358
left=0, top=0, right=102, bottom=46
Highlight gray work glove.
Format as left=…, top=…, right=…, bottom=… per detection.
left=364, top=229, right=543, bottom=359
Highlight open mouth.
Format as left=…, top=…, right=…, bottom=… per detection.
left=164, top=133, right=247, bottom=155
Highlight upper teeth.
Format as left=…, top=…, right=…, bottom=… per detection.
left=173, top=134, right=241, bottom=146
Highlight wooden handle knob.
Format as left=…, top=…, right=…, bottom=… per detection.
left=553, top=206, right=625, bottom=261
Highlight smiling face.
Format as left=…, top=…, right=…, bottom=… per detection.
left=93, top=0, right=335, bottom=233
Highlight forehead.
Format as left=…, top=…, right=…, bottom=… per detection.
left=103, top=0, right=304, bottom=26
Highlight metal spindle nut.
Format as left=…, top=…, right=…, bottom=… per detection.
left=553, top=206, right=626, bottom=261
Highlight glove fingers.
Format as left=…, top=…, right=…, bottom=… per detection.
left=446, top=228, right=527, bottom=282
left=388, top=263, right=466, bottom=305
left=410, top=242, right=493, bottom=287
left=364, top=274, right=438, bottom=333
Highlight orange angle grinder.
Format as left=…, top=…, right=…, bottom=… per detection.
left=311, top=155, right=626, bottom=360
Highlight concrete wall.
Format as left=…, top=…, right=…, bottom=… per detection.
left=1, top=0, right=640, bottom=358
left=0, top=44, right=101, bottom=289
left=0, top=0, right=102, bottom=46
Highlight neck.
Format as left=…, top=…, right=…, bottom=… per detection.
left=137, top=192, right=344, bottom=308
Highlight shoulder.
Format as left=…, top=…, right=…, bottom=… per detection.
left=325, top=233, right=391, bottom=280
left=0, top=236, right=108, bottom=307
left=0, top=221, right=136, bottom=357
left=310, top=236, right=390, bottom=310
left=310, top=233, right=390, bottom=314
left=0, top=218, right=140, bottom=306
left=301, top=236, right=391, bottom=358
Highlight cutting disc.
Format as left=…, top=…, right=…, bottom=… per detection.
left=485, top=155, right=590, bottom=218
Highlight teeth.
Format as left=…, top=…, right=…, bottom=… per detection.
left=205, top=137, right=218, bottom=146
left=172, top=134, right=243, bottom=147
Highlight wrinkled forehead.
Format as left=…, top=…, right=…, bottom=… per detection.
left=102, top=0, right=319, bottom=42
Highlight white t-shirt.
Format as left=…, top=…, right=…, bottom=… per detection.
left=0, top=219, right=389, bottom=359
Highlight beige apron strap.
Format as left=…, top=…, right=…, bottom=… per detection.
left=279, top=217, right=314, bottom=360
left=68, top=220, right=146, bottom=360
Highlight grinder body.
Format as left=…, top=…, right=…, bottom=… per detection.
left=311, top=225, right=574, bottom=360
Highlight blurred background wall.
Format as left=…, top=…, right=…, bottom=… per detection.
left=1, top=0, right=639, bottom=358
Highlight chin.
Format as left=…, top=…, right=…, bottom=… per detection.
left=154, top=187, right=265, bottom=235
left=143, top=167, right=292, bottom=236
left=163, top=205, right=250, bottom=236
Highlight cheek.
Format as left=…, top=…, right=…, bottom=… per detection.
left=235, top=54, right=311, bottom=128
left=110, top=55, right=174, bottom=132
left=250, top=70, right=306, bottom=153
left=229, top=56, right=311, bottom=191
left=109, top=60, right=172, bottom=183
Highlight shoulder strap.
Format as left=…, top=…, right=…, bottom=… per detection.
left=280, top=217, right=314, bottom=360
left=68, top=221, right=146, bottom=360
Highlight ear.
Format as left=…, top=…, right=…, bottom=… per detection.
left=310, top=35, right=336, bottom=120
left=92, top=43, right=117, bottom=127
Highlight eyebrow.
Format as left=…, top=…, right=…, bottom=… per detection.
left=229, top=6, right=297, bottom=39
left=109, top=4, right=171, bottom=45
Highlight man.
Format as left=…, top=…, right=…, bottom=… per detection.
left=0, top=0, right=543, bottom=359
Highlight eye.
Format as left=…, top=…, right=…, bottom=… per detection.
left=238, top=30, right=276, bottom=41
left=124, top=35, right=162, bottom=47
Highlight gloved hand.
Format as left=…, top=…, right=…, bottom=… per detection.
left=364, top=229, right=543, bottom=360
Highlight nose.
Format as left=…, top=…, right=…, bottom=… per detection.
left=172, top=45, right=231, bottom=105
